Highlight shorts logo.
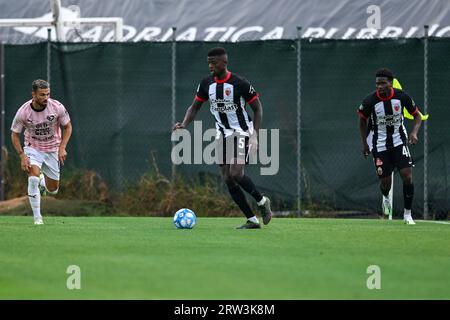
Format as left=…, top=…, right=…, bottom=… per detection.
left=376, top=158, right=383, bottom=166
left=225, top=88, right=231, bottom=96
left=47, top=115, right=55, bottom=121
left=377, top=167, right=383, bottom=176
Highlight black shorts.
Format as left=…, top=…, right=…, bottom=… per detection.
left=218, top=134, right=250, bottom=166
left=372, top=144, right=414, bottom=178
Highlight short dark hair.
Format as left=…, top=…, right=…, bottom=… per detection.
left=32, top=79, right=49, bottom=92
left=375, top=68, right=394, bottom=81
left=207, top=47, right=227, bottom=57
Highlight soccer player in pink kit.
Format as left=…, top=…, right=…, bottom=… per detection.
left=10, top=80, right=72, bottom=225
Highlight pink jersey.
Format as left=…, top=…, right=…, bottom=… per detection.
left=11, top=98, right=71, bottom=152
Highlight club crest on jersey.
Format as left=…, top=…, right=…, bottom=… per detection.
left=47, top=115, right=55, bottom=121
left=376, top=158, right=383, bottom=166
left=225, top=88, right=231, bottom=96
left=394, top=106, right=399, bottom=112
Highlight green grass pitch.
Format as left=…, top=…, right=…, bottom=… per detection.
left=0, top=216, right=449, bottom=299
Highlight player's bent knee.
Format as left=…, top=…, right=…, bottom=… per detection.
left=28, top=176, right=40, bottom=188
left=229, top=167, right=244, bottom=180
left=224, top=177, right=235, bottom=186
left=403, top=177, right=413, bottom=185
left=380, top=180, right=391, bottom=193
left=381, top=179, right=391, bottom=188
left=230, top=171, right=243, bottom=181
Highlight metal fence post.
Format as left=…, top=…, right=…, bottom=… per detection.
left=423, top=25, right=429, bottom=220
left=171, top=27, right=177, bottom=181
left=47, top=28, right=51, bottom=84
left=296, top=26, right=302, bottom=217
left=0, top=42, right=5, bottom=201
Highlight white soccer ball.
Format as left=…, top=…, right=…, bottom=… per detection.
left=173, top=208, right=197, bottom=229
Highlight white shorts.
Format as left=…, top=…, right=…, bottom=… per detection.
left=24, top=146, right=60, bottom=181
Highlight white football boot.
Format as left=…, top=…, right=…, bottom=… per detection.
left=34, top=219, right=44, bottom=225
left=404, top=214, right=416, bottom=225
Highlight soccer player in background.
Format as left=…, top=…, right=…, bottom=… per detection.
left=11, top=79, right=72, bottom=225
left=173, top=47, right=273, bottom=229
left=357, top=68, right=422, bottom=224
left=393, top=78, right=429, bottom=121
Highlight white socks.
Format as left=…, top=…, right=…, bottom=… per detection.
left=257, top=196, right=267, bottom=206
left=28, top=176, right=42, bottom=221
left=248, top=216, right=260, bottom=224
left=404, top=209, right=412, bottom=218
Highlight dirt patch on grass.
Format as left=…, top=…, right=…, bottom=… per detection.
left=0, top=196, right=29, bottom=214
left=0, top=196, right=116, bottom=216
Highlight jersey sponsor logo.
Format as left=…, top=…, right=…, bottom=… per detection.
left=210, top=99, right=238, bottom=113
left=33, top=122, right=53, bottom=137
left=32, top=134, right=55, bottom=142
left=376, top=114, right=402, bottom=126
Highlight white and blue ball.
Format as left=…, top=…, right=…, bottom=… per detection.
left=173, top=208, right=197, bottom=229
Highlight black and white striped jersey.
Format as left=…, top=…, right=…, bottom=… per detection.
left=195, top=72, right=258, bottom=138
left=358, top=88, right=418, bottom=153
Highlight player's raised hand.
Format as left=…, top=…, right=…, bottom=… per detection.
left=408, top=133, right=418, bottom=145
left=172, top=122, right=185, bottom=131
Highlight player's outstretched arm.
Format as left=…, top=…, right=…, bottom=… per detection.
left=173, top=98, right=203, bottom=131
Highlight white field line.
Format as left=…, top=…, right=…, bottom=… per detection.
left=416, top=220, right=450, bottom=225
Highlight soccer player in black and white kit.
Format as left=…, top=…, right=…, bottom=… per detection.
left=358, top=68, right=422, bottom=224
left=173, top=47, right=273, bottom=229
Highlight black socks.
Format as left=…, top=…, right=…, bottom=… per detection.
left=403, top=183, right=414, bottom=210
left=227, top=184, right=254, bottom=219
